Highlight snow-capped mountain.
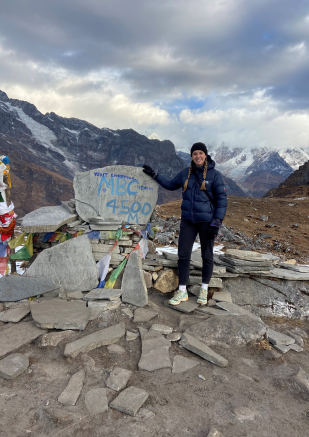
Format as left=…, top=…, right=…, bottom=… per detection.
left=148, top=133, right=162, bottom=141
left=0, top=90, right=186, bottom=214
left=210, top=142, right=309, bottom=196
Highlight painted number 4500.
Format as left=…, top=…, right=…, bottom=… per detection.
left=106, top=199, right=151, bottom=216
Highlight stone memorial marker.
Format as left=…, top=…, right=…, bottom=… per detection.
left=74, top=166, right=158, bottom=224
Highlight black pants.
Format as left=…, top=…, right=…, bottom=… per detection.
left=178, top=220, right=214, bottom=286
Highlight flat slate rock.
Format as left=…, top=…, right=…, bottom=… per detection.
left=0, top=353, right=29, bottom=380
left=180, top=333, right=228, bottom=367
left=39, top=330, right=75, bottom=347
left=122, top=251, right=148, bottom=307
left=196, top=306, right=230, bottom=316
left=126, top=331, right=139, bottom=341
left=0, top=275, right=59, bottom=302
left=186, top=315, right=267, bottom=348
left=105, top=367, right=133, bottom=391
left=31, top=300, right=90, bottom=330
left=26, top=236, right=99, bottom=293
left=207, top=428, right=224, bottom=437
left=21, top=205, right=78, bottom=233
left=0, top=302, right=30, bottom=322
left=87, top=299, right=121, bottom=311
left=85, top=388, right=108, bottom=415
left=265, top=268, right=309, bottom=281
left=64, top=322, right=125, bottom=358
left=225, top=249, right=263, bottom=260
left=267, top=329, right=295, bottom=346
left=0, top=321, right=46, bottom=358
left=138, top=332, right=171, bottom=371
left=110, top=386, right=149, bottom=416
left=166, top=332, right=182, bottom=342
left=212, top=292, right=233, bottom=303
left=279, top=263, right=309, bottom=273
left=164, top=296, right=199, bottom=313
left=121, top=308, right=134, bottom=319
left=150, top=324, right=173, bottom=335
left=172, top=355, right=200, bottom=374
left=58, top=369, right=85, bottom=406
left=107, top=344, right=126, bottom=355
left=74, top=165, right=158, bottom=224
left=133, top=308, right=158, bottom=323
left=83, top=288, right=122, bottom=301
left=215, top=301, right=261, bottom=321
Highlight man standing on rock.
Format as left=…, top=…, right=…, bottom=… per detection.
left=143, top=142, right=227, bottom=306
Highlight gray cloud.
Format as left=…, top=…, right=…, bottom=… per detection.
left=0, top=0, right=309, bottom=150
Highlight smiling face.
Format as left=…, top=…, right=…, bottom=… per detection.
left=192, top=150, right=207, bottom=167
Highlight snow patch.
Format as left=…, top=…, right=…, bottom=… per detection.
left=148, top=133, right=162, bottom=141
left=5, top=102, right=58, bottom=150
left=62, top=127, right=79, bottom=136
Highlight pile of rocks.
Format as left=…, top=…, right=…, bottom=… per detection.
left=218, top=249, right=277, bottom=274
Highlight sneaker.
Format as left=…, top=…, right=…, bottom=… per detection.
left=168, top=290, right=189, bottom=306
left=197, top=287, right=208, bottom=305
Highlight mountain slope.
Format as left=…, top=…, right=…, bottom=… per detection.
left=0, top=90, right=187, bottom=213
left=264, top=159, right=309, bottom=198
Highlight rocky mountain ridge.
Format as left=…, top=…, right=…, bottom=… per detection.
left=264, top=159, right=309, bottom=198
left=0, top=90, right=186, bottom=215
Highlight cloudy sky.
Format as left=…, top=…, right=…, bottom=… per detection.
left=1, top=0, right=309, bottom=151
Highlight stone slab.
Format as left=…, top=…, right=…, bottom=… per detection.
left=180, top=333, right=228, bottom=367
left=133, top=307, right=158, bottom=323
left=142, top=259, right=178, bottom=268
left=90, top=224, right=122, bottom=231
left=207, top=428, right=223, bottom=437
left=273, top=344, right=291, bottom=353
left=105, top=367, right=133, bottom=391
left=61, top=200, right=76, bottom=214
left=212, top=292, right=233, bottom=303
left=85, top=388, right=108, bottom=415
left=162, top=251, right=179, bottom=261
left=87, top=299, right=121, bottom=311
left=150, top=324, right=173, bottom=335
left=0, top=302, right=30, bottom=322
left=121, top=308, right=134, bottom=319
left=0, top=322, right=46, bottom=358
left=107, top=344, right=126, bottom=355
left=93, top=252, right=125, bottom=263
left=126, top=331, right=139, bottom=341
left=267, top=329, right=295, bottom=346
left=66, top=291, right=85, bottom=300
left=39, top=330, right=75, bottom=347
left=31, top=300, right=90, bottom=330
left=265, top=268, right=309, bottom=281
left=122, top=251, right=148, bottom=307
left=26, top=236, right=99, bottom=293
left=172, top=355, right=200, bottom=374
left=225, top=249, right=263, bottom=260
left=196, top=306, right=230, bottom=316
left=58, top=369, right=85, bottom=406
left=215, top=301, right=262, bottom=321
left=91, top=243, right=120, bottom=253
left=21, top=205, right=78, bottom=233
left=74, top=166, right=158, bottom=224
left=138, top=333, right=171, bottom=371
left=110, top=386, right=149, bottom=416
left=0, top=353, right=29, bottom=380
left=64, top=322, right=125, bottom=358
left=0, top=275, right=59, bottom=302
left=279, top=263, right=309, bottom=273
left=164, top=297, right=199, bottom=313
left=219, top=255, right=273, bottom=267
left=167, top=332, right=182, bottom=341
left=186, top=315, right=267, bottom=348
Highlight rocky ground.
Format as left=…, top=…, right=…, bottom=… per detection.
left=156, top=195, right=309, bottom=262
left=1, top=194, right=309, bottom=437
left=0, top=290, right=309, bottom=437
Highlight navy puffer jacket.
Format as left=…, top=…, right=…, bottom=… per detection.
left=155, top=156, right=227, bottom=223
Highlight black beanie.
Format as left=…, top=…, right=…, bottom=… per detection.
left=190, top=142, right=208, bottom=156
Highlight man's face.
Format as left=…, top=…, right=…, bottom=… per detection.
left=192, top=150, right=206, bottom=167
